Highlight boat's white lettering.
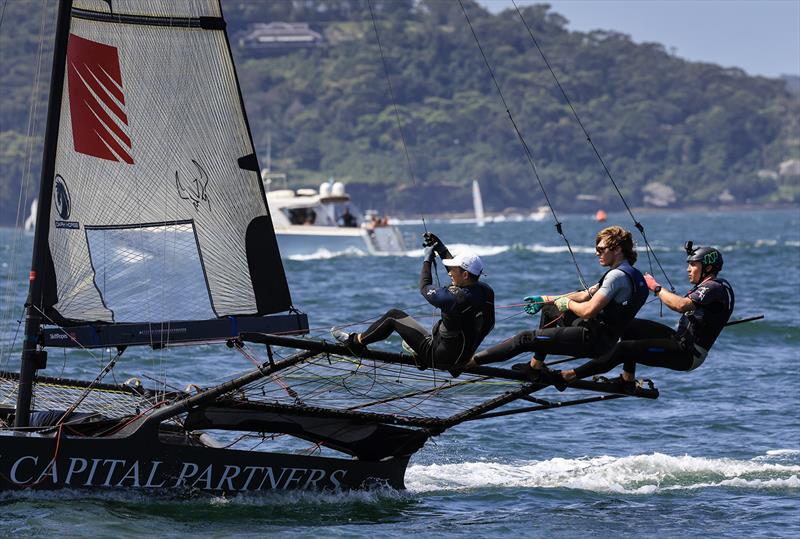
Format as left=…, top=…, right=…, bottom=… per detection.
left=10, top=455, right=38, bottom=484
left=64, top=457, right=88, bottom=485
left=330, top=469, right=346, bottom=489
left=303, top=468, right=326, bottom=489
left=174, top=462, right=199, bottom=487
left=192, top=464, right=214, bottom=490
left=84, top=458, right=102, bottom=486
left=239, top=466, right=264, bottom=491
left=4, top=455, right=353, bottom=491
left=282, top=467, right=305, bottom=490
left=144, top=461, right=165, bottom=488
left=101, top=459, right=125, bottom=487
left=35, top=459, right=58, bottom=484
left=216, top=465, right=241, bottom=491
left=257, top=466, right=288, bottom=490
left=116, top=461, right=141, bottom=488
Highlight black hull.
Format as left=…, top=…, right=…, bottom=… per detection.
left=0, top=429, right=408, bottom=494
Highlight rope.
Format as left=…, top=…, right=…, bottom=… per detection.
left=458, top=0, right=589, bottom=291
left=367, top=0, right=444, bottom=288
left=0, top=0, right=49, bottom=367
left=55, top=350, right=122, bottom=426
left=511, top=0, right=675, bottom=291
left=366, top=0, right=426, bottom=231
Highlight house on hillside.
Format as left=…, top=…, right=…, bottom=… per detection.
left=238, top=22, right=323, bottom=52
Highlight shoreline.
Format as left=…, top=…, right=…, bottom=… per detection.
left=393, top=203, right=800, bottom=221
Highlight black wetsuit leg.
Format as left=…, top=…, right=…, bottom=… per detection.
left=359, top=308, right=433, bottom=359
left=473, top=322, right=594, bottom=365
left=572, top=319, right=695, bottom=379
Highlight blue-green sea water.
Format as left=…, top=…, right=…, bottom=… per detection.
left=1, top=208, right=798, bottom=538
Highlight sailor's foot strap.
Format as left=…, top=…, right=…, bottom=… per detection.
left=511, top=363, right=568, bottom=391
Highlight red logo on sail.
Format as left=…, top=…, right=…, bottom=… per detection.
left=66, top=34, right=133, bottom=164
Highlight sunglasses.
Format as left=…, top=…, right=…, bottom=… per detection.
left=595, top=245, right=612, bottom=254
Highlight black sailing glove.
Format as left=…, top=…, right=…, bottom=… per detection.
left=422, top=232, right=447, bottom=257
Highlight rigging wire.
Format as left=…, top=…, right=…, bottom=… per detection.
left=366, top=0, right=427, bottom=233
left=457, top=0, right=589, bottom=291
left=0, top=0, right=49, bottom=367
left=0, top=0, right=7, bottom=32
left=366, top=0, right=442, bottom=290
left=510, top=0, right=675, bottom=291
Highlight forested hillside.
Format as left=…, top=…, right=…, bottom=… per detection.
left=1, top=0, right=798, bottom=223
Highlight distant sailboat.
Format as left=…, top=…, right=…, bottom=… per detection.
left=472, top=179, right=486, bottom=227
left=23, top=199, right=37, bottom=232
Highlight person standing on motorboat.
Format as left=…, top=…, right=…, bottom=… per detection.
left=340, top=207, right=358, bottom=227
left=333, top=232, right=495, bottom=372
left=556, top=242, right=734, bottom=390
left=464, top=226, right=648, bottom=389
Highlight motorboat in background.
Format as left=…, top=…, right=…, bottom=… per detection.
left=264, top=176, right=406, bottom=257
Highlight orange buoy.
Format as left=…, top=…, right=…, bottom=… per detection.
left=595, top=209, right=607, bottom=222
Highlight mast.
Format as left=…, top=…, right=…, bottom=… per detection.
left=15, top=0, right=73, bottom=427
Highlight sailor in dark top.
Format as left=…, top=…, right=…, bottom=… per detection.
left=332, top=233, right=495, bottom=371
left=467, top=226, right=648, bottom=389
left=566, top=242, right=735, bottom=391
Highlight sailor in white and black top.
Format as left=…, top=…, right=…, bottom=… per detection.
left=568, top=242, right=735, bottom=389
left=332, top=233, right=495, bottom=371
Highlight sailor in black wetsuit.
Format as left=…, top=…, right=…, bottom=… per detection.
left=562, top=242, right=735, bottom=390
left=332, top=233, right=495, bottom=371
left=467, top=226, right=648, bottom=389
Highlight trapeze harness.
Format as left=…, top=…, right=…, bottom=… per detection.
left=474, top=261, right=648, bottom=365
left=357, top=259, right=494, bottom=369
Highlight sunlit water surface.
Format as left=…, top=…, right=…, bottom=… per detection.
left=1, top=209, right=798, bottom=538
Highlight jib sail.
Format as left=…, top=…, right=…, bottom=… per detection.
left=43, top=0, right=290, bottom=325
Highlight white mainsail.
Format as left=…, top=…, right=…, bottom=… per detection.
left=44, top=0, right=290, bottom=324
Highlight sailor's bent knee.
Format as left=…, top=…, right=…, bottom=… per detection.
left=513, top=330, right=538, bottom=349
left=386, top=308, right=409, bottom=319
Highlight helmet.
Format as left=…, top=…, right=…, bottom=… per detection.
left=684, top=241, right=723, bottom=273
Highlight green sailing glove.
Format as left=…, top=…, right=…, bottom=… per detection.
left=523, top=295, right=545, bottom=316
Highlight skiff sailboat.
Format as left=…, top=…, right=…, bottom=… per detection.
left=0, top=0, right=658, bottom=494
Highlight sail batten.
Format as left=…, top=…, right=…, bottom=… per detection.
left=43, top=0, right=292, bottom=327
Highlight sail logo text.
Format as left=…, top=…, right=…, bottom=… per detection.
left=66, top=34, right=134, bottom=164
left=3, top=455, right=347, bottom=491
left=53, top=174, right=79, bottom=229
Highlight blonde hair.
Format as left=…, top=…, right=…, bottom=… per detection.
left=596, top=226, right=637, bottom=264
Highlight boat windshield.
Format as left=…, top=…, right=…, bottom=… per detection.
left=283, top=201, right=368, bottom=228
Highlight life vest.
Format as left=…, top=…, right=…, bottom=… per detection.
left=594, top=261, right=648, bottom=341
left=678, top=277, right=735, bottom=351
left=434, top=281, right=495, bottom=363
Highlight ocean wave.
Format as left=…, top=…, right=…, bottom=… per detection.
left=403, top=244, right=510, bottom=258
left=766, top=449, right=800, bottom=456
left=0, top=482, right=407, bottom=507
left=405, top=452, right=800, bottom=494
left=287, top=247, right=368, bottom=261
left=289, top=238, right=800, bottom=261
